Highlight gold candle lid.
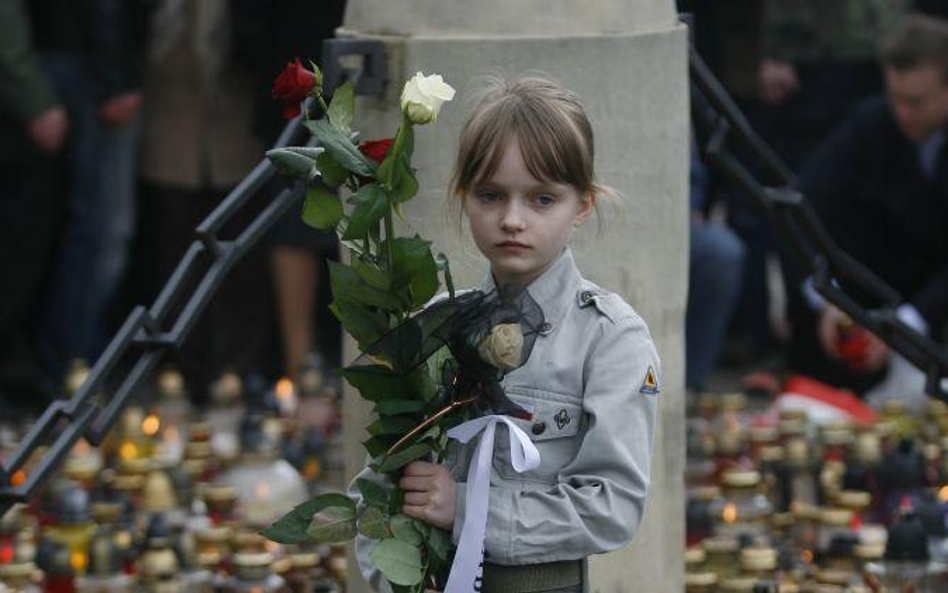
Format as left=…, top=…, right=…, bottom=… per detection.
left=786, top=438, right=810, bottom=465
left=201, top=484, right=238, bottom=503
left=739, top=546, right=777, bottom=572
left=721, top=469, right=760, bottom=488
left=749, top=425, right=778, bottom=444
left=291, top=552, right=321, bottom=569
left=816, top=568, right=852, bottom=585
left=91, top=501, right=123, bottom=524
left=157, top=368, right=185, bottom=398
left=142, top=470, right=178, bottom=513
left=140, top=547, right=178, bottom=577
left=685, top=546, right=706, bottom=565
left=0, top=560, right=38, bottom=579
left=853, top=542, right=885, bottom=560
left=185, top=441, right=213, bottom=460
left=703, top=535, right=739, bottom=553
left=196, top=526, right=232, bottom=545
left=685, top=571, right=718, bottom=587
left=231, top=530, right=268, bottom=553
left=834, top=490, right=871, bottom=510
left=118, top=456, right=152, bottom=476
left=759, top=445, right=785, bottom=463
left=233, top=551, right=273, bottom=568
left=790, top=501, right=820, bottom=521
left=819, top=507, right=853, bottom=526
left=778, top=418, right=806, bottom=437
left=719, top=576, right=759, bottom=592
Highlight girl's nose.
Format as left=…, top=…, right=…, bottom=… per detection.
left=500, top=200, right=526, bottom=232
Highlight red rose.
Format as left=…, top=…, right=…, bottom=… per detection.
left=272, top=59, right=316, bottom=119
left=359, top=138, right=395, bottom=164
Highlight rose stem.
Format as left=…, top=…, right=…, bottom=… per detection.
left=385, top=395, right=477, bottom=456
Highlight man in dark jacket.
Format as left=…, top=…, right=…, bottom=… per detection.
left=792, top=13, right=948, bottom=392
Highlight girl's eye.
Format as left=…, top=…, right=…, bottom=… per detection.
left=475, top=190, right=500, bottom=202
left=534, top=194, right=556, bottom=206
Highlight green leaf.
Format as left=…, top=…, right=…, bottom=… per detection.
left=328, top=261, right=399, bottom=311
left=357, top=506, right=389, bottom=540
left=390, top=514, right=423, bottom=546
left=363, top=435, right=396, bottom=458
left=260, top=492, right=353, bottom=544
left=391, top=237, right=439, bottom=306
left=428, top=527, right=452, bottom=562
left=368, top=415, right=418, bottom=437
left=301, top=184, right=343, bottom=230
left=372, top=442, right=432, bottom=473
left=305, top=119, right=376, bottom=177
left=435, top=253, right=455, bottom=300
left=267, top=148, right=317, bottom=178
left=370, top=538, right=424, bottom=586
left=390, top=162, right=419, bottom=204
left=316, top=151, right=348, bottom=187
left=342, top=366, right=429, bottom=402
left=329, top=298, right=388, bottom=347
left=375, top=398, right=426, bottom=415
left=343, top=185, right=389, bottom=241
left=305, top=497, right=358, bottom=544
left=352, top=255, right=390, bottom=291
left=357, top=478, right=391, bottom=508
left=327, top=81, right=354, bottom=134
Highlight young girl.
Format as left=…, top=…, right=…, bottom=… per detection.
left=355, top=75, right=660, bottom=593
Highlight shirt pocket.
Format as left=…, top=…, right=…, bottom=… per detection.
left=494, top=388, right=584, bottom=484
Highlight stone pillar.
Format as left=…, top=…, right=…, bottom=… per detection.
left=339, top=3, right=688, bottom=591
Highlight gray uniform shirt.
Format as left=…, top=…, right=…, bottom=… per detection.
left=351, top=248, right=661, bottom=591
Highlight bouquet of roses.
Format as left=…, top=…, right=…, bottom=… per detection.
left=261, top=61, right=544, bottom=592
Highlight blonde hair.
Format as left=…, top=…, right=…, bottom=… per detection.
left=449, top=75, right=614, bottom=217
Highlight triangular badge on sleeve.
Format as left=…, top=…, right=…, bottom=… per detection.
left=639, top=365, right=660, bottom=394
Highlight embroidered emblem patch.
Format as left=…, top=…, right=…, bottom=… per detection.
left=639, top=365, right=660, bottom=394
left=554, top=408, right=571, bottom=430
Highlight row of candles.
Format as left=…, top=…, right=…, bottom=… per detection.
left=685, top=392, right=948, bottom=592
left=0, top=361, right=347, bottom=592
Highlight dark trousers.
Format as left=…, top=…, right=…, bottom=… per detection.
left=134, top=182, right=276, bottom=401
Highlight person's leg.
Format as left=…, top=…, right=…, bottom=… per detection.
left=37, top=53, right=101, bottom=388
left=686, top=222, right=745, bottom=389
left=91, top=114, right=142, bottom=351
left=272, top=246, right=319, bottom=378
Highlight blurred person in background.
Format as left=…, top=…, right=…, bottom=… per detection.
left=0, top=0, right=67, bottom=414
left=135, top=0, right=273, bottom=400
left=793, top=14, right=948, bottom=403
left=249, top=0, right=346, bottom=382
left=1, top=0, right=143, bottom=404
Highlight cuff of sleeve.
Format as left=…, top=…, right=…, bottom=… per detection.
left=898, top=303, right=929, bottom=335
left=452, top=484, right=466, bottom=546
left=802, top=276, right=827, bottom=310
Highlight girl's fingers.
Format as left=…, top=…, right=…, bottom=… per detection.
left=402, top=504, right=427, bottom=520
left=403, top=491, right=429, bottom=506
left=403, top=461, right=439, bottom=476
left=398, top=476, right=429, bottom=492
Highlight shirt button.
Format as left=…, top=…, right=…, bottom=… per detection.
left=531, top=421, right=547, bottom=435
left=580, top=291, right=594, bottom=305
left=538, top=322, right=553, bottom=335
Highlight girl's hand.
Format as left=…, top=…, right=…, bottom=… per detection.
left=399, top=461, right=457, bottom=531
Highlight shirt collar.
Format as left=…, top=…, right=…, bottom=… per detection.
left=477, top=248, right=582, bottom=327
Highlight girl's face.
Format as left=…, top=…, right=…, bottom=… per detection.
left=462, top=138, right=596, bottom=286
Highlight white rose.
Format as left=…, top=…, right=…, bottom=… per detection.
left=477, top=323, right=524, bottom=370
left=400, top=72, right=456, bottom=125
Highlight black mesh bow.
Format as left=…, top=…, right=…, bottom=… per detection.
left=348, top=283, right=545, bottom=419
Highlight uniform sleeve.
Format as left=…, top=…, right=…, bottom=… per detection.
left=0, top=0, right=58, bottom=121
left=347, top=464, right=394, bottom=593
left=461, top=314, right=660, bottom=565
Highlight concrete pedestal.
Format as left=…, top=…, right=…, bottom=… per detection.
left=339, top=3, right=688, bottom=591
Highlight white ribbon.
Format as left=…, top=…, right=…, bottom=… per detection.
left=444, top=415, right=541, bottom=592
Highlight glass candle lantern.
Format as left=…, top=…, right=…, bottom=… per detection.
left=717, top=470, right=774, bottom=542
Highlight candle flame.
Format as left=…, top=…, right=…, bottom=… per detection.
left=801, top=549, right=814, bottom=564
left=142, top=414, right=160, bottom=436
left=70, top=551, right=87, bottom=572
left=11, top=471, right=26, bottom=487
left=722, top=502, right=737, bottom=524
left=939, top=486, right=948, bottom=502
left=73, top=439, right=90, bottom=456
left=276, top=378, right=294, bottom=401
left=119, top=442, right=138, bottom=460
left=254, top=482, right=270, bottom=500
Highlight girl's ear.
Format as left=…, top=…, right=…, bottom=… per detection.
left=573, top=190, right=597, bottom=226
